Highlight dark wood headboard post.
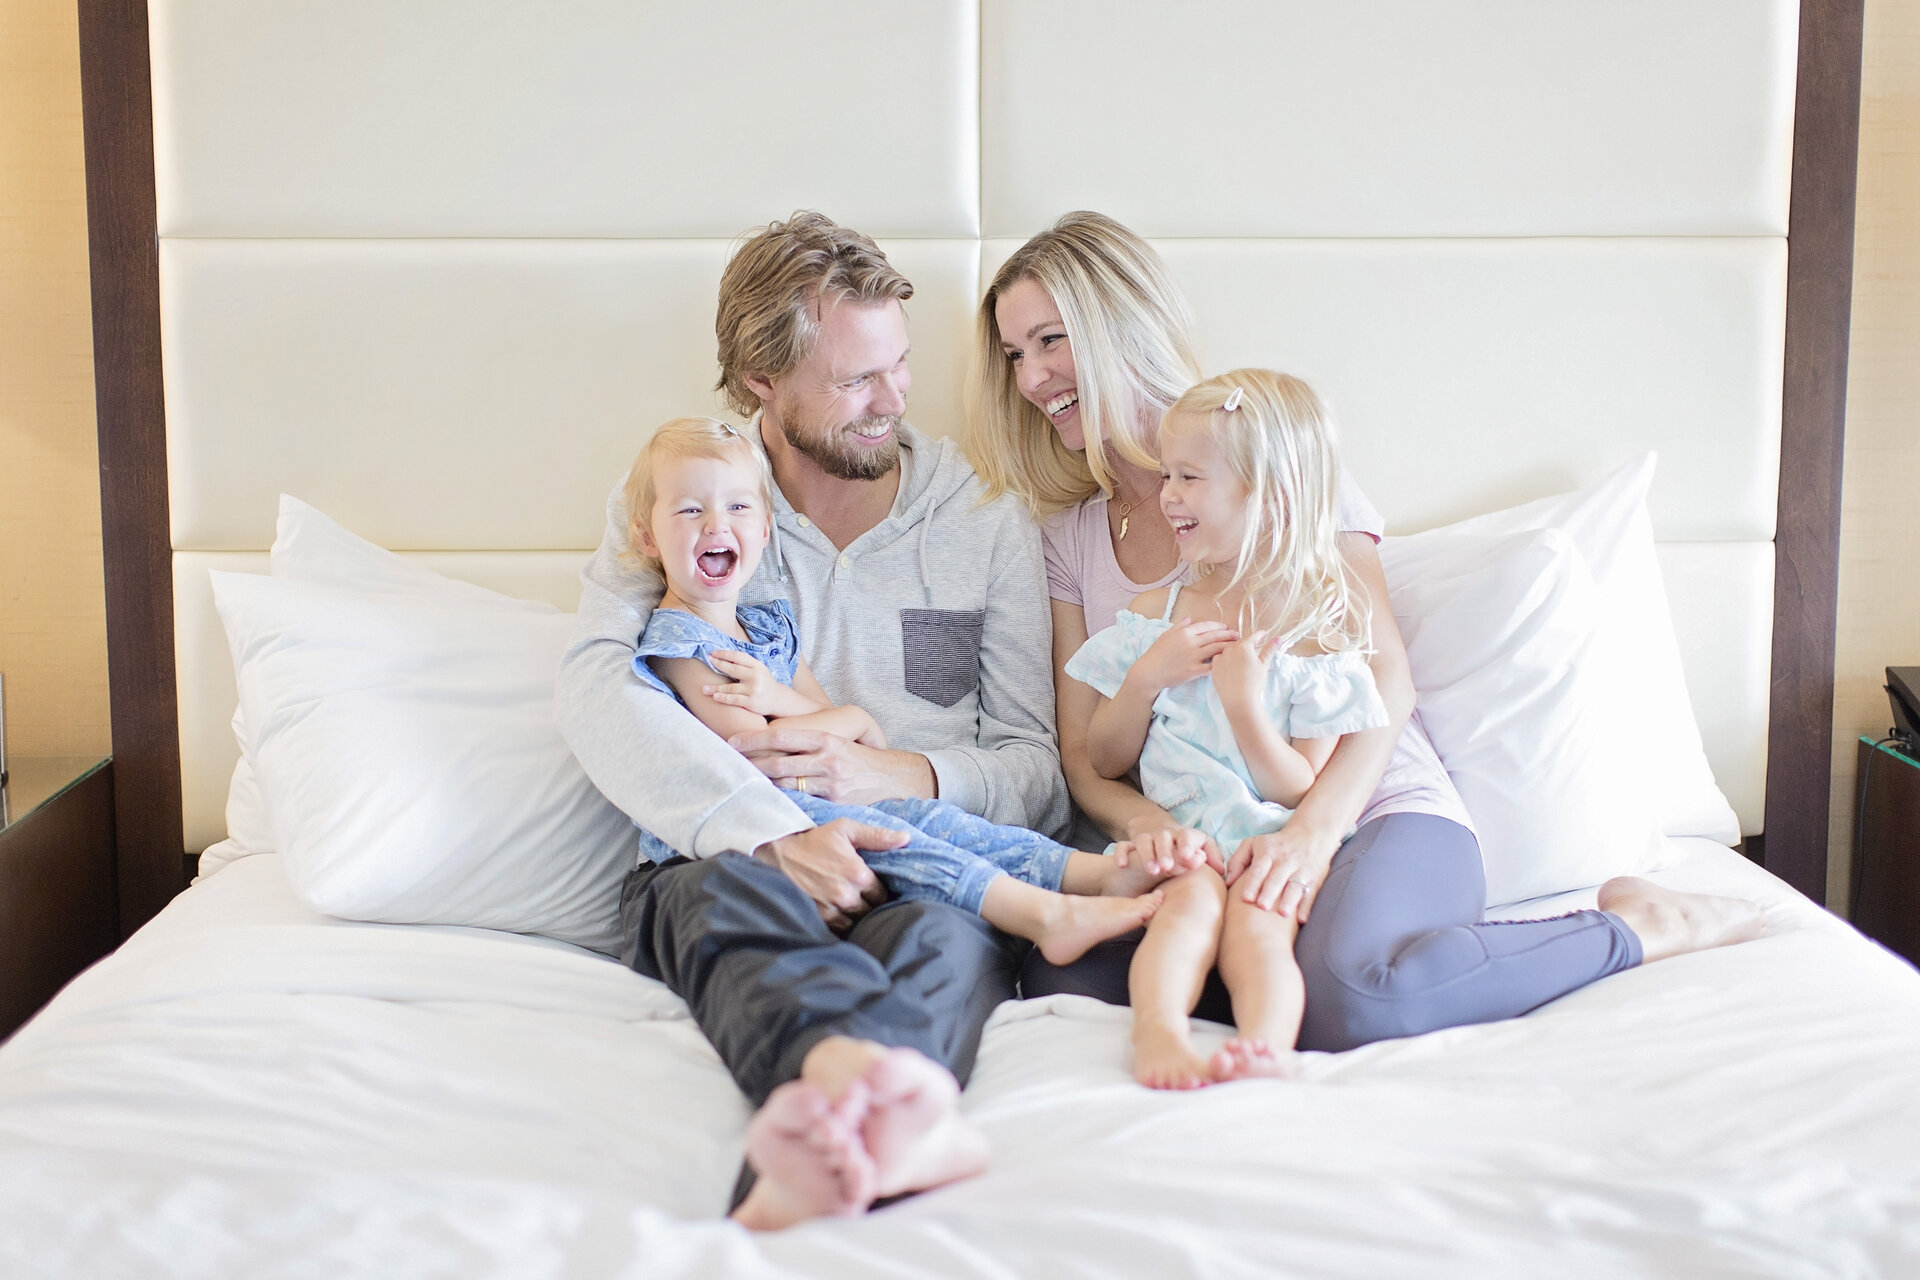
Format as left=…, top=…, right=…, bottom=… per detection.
left=77, top=0, right=184, bottom=938
left=1764, top=0, right=1866, bottom=902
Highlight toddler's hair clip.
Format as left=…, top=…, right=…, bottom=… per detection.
left=1221, top=387, right=1245, bottom=412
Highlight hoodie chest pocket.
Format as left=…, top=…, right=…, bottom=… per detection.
left=900, top=608, right=986, bottom=708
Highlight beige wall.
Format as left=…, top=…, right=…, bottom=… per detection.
left=1829, top=0, right=1920, bottom=911
left=2, top=0, right=1914, bottom=869
left=0, top=0, right=109, bottom=760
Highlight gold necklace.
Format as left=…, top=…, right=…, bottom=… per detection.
left=1112, top=480, right=1160, bottom=542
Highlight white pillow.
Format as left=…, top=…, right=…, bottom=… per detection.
left=1410, top=454, right=1739, bottom=845
left=1382, top=528, right=1663, bottom=905
left=211, top=569, right=633, bottom=954
left=209, top=496, right=558, bottom=876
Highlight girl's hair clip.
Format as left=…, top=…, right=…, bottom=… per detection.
left=1222, top=387, right=1245, bottom=412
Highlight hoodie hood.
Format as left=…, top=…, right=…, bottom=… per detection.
left=761, top=421, right=977, bottom=606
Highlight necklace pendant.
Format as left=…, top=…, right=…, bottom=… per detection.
left=1118, top=514, right=1130, bottom=541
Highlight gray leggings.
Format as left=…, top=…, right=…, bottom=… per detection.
left=1022, top=812, right=1642, bottom=1052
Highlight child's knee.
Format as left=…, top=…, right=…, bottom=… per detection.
left=1161, top=866, right=1227, bottom=919
left=1223, top=892, right=1299, bottom=945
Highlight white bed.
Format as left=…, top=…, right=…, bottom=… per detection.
left=4, top=843, right=1917, bottom=1277
left=11, top=1, right=1915, bottom=1275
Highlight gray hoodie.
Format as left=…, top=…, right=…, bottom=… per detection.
left=556, top=423, right=1069, bottom=864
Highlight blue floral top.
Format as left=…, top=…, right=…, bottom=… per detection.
left=631, top=599, right=801, bottom=701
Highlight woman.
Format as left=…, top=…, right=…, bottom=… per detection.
left=965, top=211, right=1763, bottom=1069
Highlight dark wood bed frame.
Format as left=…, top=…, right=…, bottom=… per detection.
left=71, top=0, right=1868, bottom=939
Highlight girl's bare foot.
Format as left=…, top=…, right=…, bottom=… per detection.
left=732, top=1079, right=877, bottom=1231
left=1597, top=877, right=1767, bottom=964
left=1133, top=1019, right=1214, bottom=1090
left=1209, top=1036, right=1297, bottom=1082
left=1035, top=889, right=1164, bottom=966
left=858, top=1047, right=990, bottom=1198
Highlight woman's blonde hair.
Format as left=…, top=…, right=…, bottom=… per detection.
left=1162, top=370, right=1370, bottom=653
left=622, top=417, right=774, bottom=568
left=965, top=211, right=1201, bottom=517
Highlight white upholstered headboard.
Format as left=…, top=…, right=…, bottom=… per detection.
left=79, top=1, right=1864, bottom=934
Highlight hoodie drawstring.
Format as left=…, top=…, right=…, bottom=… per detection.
left=917, top=508, right=934, bottom=606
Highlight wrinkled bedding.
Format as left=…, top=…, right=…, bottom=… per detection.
left=3, top=844, right=1917, bottom=1279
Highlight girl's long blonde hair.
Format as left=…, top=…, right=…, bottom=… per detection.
left=965, top=211, right=1201, bottom=517
left=1163, top=370, right=1371, bottom=653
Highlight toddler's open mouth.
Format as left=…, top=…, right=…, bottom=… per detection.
left=696, top=548, right=738, bottom=582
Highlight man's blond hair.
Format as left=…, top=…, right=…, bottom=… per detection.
left=715, top=211, right=914, bottom=418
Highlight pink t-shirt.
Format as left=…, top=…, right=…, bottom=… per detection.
left=1043, top=472, right=1473, bottom=832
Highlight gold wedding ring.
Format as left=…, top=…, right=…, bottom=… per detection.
left=795, top=776, right=810, bottom=796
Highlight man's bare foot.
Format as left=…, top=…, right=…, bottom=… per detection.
left=1597, top=877, right=1768, bottom=964
left=858, top=1047, right=990, bottom=1198
left=1209, top=1036, right=1298, bottom=1082
left=800, top=1035, right=892, bottom=1101
left=1133, top=1019, right=1214, bottom=1090
left=732, top=1079, right=877, bottom=1231
left=1034, top=890, right=1164, bottom=966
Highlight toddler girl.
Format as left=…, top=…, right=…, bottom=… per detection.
left=625, top=416, right=1167, bottom=962
left=1066, top=371, right=1389, bottom=1086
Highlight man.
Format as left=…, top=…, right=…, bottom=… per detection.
left=556, top=211, right=1068, bottom=1229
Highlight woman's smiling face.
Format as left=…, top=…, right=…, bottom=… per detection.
left=994, top=277, right=1085, bottom=451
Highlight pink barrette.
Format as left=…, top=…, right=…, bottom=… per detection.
left=1222, top=387, right=1245, bottom=412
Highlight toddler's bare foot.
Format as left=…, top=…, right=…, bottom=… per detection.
left=1133, top=1020, right=1214, bottom=1090
left=1597, top=877, right=1767, bottom=964
left=1209, top=1037, right=1298, bottom=1082
left=732, top=1079, right=877, bottom=1231
left=858, top=1047, right=990, bottom=1199
left=1036, top=889, right=1164, bottom=966
left=1102, top=849, right=1178, bottom=897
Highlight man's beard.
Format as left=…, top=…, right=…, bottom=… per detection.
left=777, top=404, right=902, bottom=482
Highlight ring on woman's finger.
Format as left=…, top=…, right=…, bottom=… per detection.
left=1286, top=877, right=1314, bottom=892
left=795, top=776, right=810, bottom=796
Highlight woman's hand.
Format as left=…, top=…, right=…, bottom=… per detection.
left=705, top=651, right=820, bottom=719
left=1118, top=814, right=1225, bottom=877
left=1224, top=817, right=1345, bottom=920
left=1126, top=619, right=1239, bottom=696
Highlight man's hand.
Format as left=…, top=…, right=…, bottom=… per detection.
left=731, top=728, right=936, bottom=806
left=753, top=819, right=903, bottom=931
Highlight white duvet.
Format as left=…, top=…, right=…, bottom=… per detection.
left=3, top=844, right=1918, bottom=1279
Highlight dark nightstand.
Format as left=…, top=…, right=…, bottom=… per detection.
left=0, top=756, right=119, bottom=1040
left=1852, top=736, right=1920, bottom=968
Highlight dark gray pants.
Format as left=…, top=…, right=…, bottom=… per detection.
left=1022, top=812, right=1642, bottom=1051
left=619, top=851, right=1024, bottom=1108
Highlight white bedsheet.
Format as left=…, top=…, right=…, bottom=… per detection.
left=2, top=843, right=1917, bottom=1278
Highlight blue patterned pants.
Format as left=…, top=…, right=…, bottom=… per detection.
left=786, top=792, right=1074, bottom=915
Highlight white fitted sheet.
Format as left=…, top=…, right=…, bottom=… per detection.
left=3, top=842, right=1917, bottom=1278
